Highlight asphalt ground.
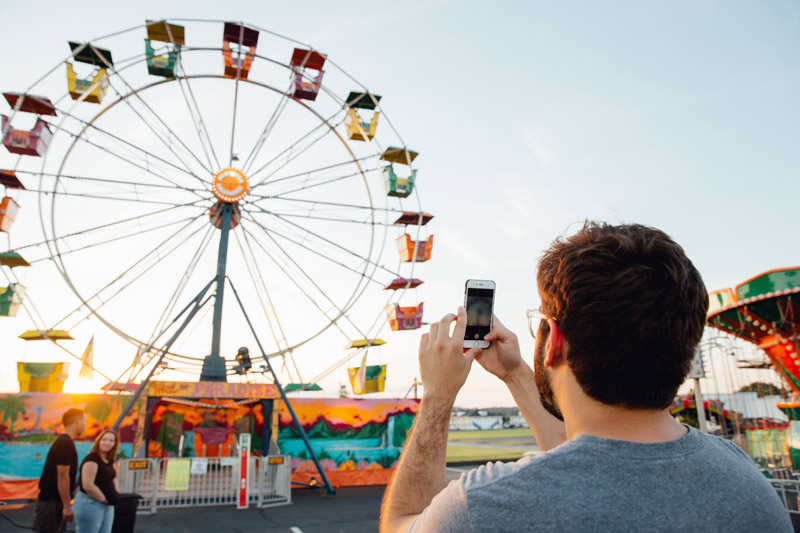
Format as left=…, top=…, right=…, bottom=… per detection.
left=0, top=468, right=475, bottom=533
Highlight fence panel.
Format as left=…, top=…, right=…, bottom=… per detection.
left=118, top=455, right=290, bottom=513
left=117, top=458, right=158, bottom=513
left=253, top=455, right=291, bottom=508
left=771, top=480, right=800, bottom=516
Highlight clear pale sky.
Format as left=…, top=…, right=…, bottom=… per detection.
left=0, top=1, right=797, bottom=407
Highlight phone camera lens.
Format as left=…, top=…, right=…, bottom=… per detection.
left=474, top=334, right=479, bottom=339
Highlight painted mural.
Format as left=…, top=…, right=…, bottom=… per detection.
left=278, top=398, right=420, bottom=487
left=0, top=392, right=138, bottom=501
left=0, top=392, right=420, bottom=500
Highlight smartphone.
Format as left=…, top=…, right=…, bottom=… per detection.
left=463, top=279, right=495, bottom=348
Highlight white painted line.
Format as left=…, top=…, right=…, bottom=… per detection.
left=446, top=467, right=468, bottom=472
left=290, top=528, right=304, bottom=533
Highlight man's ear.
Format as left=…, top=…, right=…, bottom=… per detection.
left=544, top=319, right=566, bottom=368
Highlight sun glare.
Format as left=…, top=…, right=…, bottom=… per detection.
left=65, top=377, right=101, bottom=394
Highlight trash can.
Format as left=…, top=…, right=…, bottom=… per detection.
left=111, top=493, right=141, bottom=533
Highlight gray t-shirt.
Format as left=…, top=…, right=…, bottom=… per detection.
left=409, top=427, right=791, bottom=532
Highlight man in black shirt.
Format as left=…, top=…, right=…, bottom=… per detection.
left=32, top=408, right=86, bottom=533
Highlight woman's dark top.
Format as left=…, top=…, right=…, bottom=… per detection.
left=79, top=452, right=118, bottom=505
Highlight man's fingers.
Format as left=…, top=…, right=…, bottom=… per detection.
left=436, top=313, right=456, bottom=342
left=463, top=346, right=480, bottom=366
left=419, top=333, right=429, bottom=355
left=451, top=306, right=467, bottom=344
left=429, top=322, right=439, bottom=342
left=492, top=313, right=512, bottom=334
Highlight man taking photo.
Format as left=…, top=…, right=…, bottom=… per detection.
left=381, top=222, right=790, bottom=532
left=32, top=408, right=85, bottom=533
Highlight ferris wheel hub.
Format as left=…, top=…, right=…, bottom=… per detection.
left=212, top=167, right=249, bottom=203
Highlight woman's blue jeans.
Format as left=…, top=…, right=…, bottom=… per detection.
left=73, top=490, right=114, bottom=533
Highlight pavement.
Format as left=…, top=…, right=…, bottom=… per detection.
left=0, top=469, right=480, bottom=533
left=0, top=486, right=385, bottom=533
left=0, top=465, right=486, bottom=533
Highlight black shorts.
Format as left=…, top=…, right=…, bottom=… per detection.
left=31, top=499, right=66, bottom=533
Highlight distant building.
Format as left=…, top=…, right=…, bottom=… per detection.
left=448, top=409, right=529, bottom=431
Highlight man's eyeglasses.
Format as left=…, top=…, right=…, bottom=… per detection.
left=526, top=308, right=554, bottom=339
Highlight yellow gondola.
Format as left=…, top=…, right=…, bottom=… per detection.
left=66, top=63, right=108, bottom=104
left=17, top=362, right=69, bottom=393
left=345, top=92, right=381, bottom=141
left=19, top=329, right=75, bottom=341
left=347, top=338, right=386, bottom=349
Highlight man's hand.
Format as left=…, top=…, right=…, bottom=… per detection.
left=475, top=314, right=524, bottom=381
left=418, top=307, right=477, bottom=402
left=62, top=504, right=74, bottom=522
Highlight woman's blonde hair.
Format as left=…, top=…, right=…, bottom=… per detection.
left=89, top=429, right=119, bottom=461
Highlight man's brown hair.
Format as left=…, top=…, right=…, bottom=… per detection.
left=537, top=222, right=708, bottom=409
left=62, top=408, right=84, bottom=427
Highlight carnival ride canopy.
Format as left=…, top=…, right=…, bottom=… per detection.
left=707, top=267, right=800, bottom=396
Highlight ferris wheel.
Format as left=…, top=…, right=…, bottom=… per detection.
left=0, top=19, right=434, bottom=392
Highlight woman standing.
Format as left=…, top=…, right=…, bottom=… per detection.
left=73, top=429, right=119, bottom=533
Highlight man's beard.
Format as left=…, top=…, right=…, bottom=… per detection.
left=534, top=331, right=564, bottom=421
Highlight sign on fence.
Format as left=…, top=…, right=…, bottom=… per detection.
left=238, top=434, right=251, bottom=510
left=190, top=458, right=208, bottom=475
left=165, top=458, right=191, bottom=491
left=128, top=460, right=148, bottom=470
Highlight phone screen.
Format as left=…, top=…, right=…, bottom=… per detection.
left=465, top=287, right=494, bottom=341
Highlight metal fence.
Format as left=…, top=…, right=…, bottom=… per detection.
left=118, top=455, right=291, bottom=513
left=772, top=480, right=800, bottom=517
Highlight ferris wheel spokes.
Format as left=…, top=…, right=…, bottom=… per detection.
left=247, top=208, right=398, bottom=276
left=263, top=167, right=377, bottom=198
left=49, top=215, right=209, bottom=330
left=233, top=229, right=297, bottom=365
left=15, top=198, right=206, bottom=263
left=174, top=71, right=221, bottom=172
left=249, top=155, right=374, bottom=189
left=237, top=221, right=372, bottom=345
left=252, top=115, right=349, bottom=189
left=54, top=112, right=209, bottom=199
left=241, top=212, right=396, bottom=285
left=247, top=195, right=406, bottom=215
left=94, top=53, right=214, bottom=180
left=32, top=215, right=201, bottom=267
left=142, top=222, right=216, bottom=353
left=240, top=81, right=293, bottom=175
left=247, top=108, right=346, bottom=188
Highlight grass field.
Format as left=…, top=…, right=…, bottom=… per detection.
left=447, top=428, right=533, bottom=441
left=446, top=428, right=538, bottom=464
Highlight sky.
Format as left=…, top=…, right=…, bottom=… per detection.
left=0, top=0, right=798, bottom=407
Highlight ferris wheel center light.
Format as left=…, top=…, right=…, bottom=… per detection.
left=212, top=168, right=249, bottom=203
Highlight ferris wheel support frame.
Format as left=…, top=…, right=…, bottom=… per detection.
left=202, top=202, right=233, bottom=381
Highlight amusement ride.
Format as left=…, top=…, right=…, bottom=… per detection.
left=0, top=20, right=434, bottom=404
left=706, top=267, right=800, bottom=467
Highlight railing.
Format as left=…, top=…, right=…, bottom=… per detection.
left=117, top=455, right=291, bottom=513
left=771, top=480, right=800, bottom=516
